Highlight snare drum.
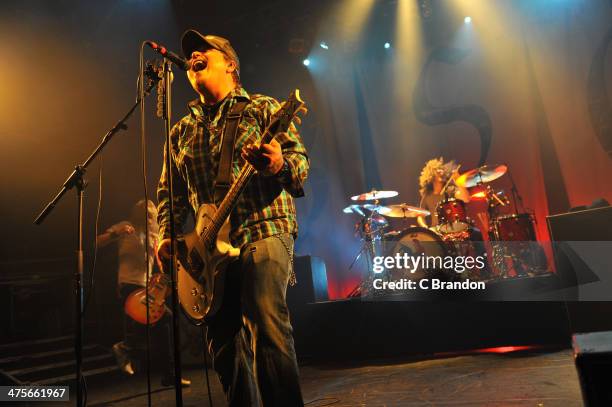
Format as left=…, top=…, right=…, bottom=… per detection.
left=436, top=198, right=469, bottom=234
left=490, top=213, right=536, bottom=241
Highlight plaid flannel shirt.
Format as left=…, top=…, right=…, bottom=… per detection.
left=157, top=87, right=309, bottom=248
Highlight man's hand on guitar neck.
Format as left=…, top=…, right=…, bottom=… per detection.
left=241, top=137, right=285, bottom=176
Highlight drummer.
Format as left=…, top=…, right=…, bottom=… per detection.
left=416, top=157, right=470, bottom=229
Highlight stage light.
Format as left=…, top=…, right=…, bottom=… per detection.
left=303, top=59, right=310, bottom=67
left=319, top=42, right=329, bottom=50
left=470, top=184, right=486, bottom=200
left=384, top=42, right=391, bottom=49
left=464, top=16, right=472, bottom=24
left=471, top=191, right=486, bottom=199
left=333, top=0, right=376, bottom=44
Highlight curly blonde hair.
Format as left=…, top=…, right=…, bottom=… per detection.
left=418, top=157, right=457, bottom=197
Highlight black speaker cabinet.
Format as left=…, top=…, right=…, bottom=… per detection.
left=547, top=206, right=612, bottom=241
left=573, top=331, right=612, bottom=406
left=547, top=206, right=612, bottom=332
left=287, top=256, right=328, bottom=309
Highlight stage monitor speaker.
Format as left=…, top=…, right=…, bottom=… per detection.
left=547, top=206, right=612, bottom=289
left=547, top=206, right=612, bottom=333
left=287, top=256, right=328, bottom=309
left=547, top=206, right=612, bottom=241
left=573, top=331, right=612, bottom=406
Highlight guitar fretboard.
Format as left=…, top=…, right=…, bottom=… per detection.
left=201, top=163, right=256, bottom=245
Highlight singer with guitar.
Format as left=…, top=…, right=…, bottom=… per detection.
left=156, top=31, right=308, bottom=406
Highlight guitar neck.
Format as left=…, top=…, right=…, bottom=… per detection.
left=202, top=163, right=256, bottom=245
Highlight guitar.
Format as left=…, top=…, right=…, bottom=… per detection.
left=170, top=89, right=307, bottom=325
left=124, top=273, right=169, bottom=325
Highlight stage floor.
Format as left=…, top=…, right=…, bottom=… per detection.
left=80, top=347, right=582, bottom=406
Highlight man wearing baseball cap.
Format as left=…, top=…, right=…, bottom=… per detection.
left=156, top=29, right=308, bottom=406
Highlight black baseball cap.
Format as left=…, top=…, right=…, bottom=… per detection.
left=181, top=30, right=240, bottom=74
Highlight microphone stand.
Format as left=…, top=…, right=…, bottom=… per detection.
left=507, top=167, right=524, bottom=215
left=34, top=67, right=158, bottom=407
left=160, top=58, right=184, bottom=406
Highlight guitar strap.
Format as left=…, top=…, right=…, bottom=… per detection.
left=214, top=100, right=249, bottom=204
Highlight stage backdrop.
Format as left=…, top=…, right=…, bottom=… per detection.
left=291, top=0, right=612, bottom=298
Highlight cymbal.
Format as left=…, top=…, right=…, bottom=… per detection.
left=380, top=203, right=430, bottom=218
left=455, top=164, right=508, bottom=188
left=369, top=212, right=389, bottom=225
left=343, top=205, right=365, bottom=216
left=342, top=204, right=388, bottom=216
left=350, top=189, right=399, bottom=201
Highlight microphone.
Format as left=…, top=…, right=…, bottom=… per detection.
left=145, top=41, right=191, bottom=71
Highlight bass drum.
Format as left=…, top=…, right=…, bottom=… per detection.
left=383, top=227, right=451, bottom=281
left=490, top=213, right=536, bottom=241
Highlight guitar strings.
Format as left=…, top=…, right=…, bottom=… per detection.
left=200, top=164, right=254, bottom=244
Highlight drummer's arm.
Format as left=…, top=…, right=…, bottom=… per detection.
left=417, top=196, right=429, bottom=228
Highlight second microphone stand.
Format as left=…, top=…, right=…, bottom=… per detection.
left=158, top=59, right=184, bottom=406
left=34, top=65, right=159, bottom=407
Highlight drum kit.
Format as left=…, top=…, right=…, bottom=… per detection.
left=345, top=164, right=548, bottom=296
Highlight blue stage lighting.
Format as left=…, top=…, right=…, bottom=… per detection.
left=320, top=42, right=329, bottom=50
left=384, top=42, right=391, bottom=49
left=303, top=59, right=311, bottom=67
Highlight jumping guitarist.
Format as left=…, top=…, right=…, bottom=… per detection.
left=97, top=200, right=190, bottom=387
left=156, top=31, right=309, bottom=406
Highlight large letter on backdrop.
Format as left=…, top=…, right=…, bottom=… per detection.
left=413, top=47, right=492, bottom=166
left=587, top=25, right=612, bottom=159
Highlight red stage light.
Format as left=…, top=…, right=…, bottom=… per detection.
left=469, top=184, right=487, bottom=200
left=435, top=345, right=542, bottom=358
left=471, top=191, right=486, bottom=199
left=475, top=345, right=536, bottom=354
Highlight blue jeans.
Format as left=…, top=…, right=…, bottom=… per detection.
left=206, top=233, right=304, bottom=407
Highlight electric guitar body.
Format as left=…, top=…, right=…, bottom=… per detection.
left=175, top=204, right=239, bottom=323
left=124, top=273, right=168, bottom=325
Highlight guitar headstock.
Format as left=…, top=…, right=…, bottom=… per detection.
left=264, top=89, right=307, bottom=142
left=279, top=89, right=308, bottom=126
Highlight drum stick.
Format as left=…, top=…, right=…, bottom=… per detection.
left=441, top=164, right=461, bottom=196
left=492, top=192, right=506, bottom=206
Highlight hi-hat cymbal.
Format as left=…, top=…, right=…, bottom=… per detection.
left=380, top=203, right=430, bottom=218
left=343, top=204, right=367, bottom=216
left=455, top=164, right=508, bottom=188
left=350, top=190, right=399, bottom=201
left=342, top=204, right=388, bottom=216
left=343, top=205, right=389, bottom=225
